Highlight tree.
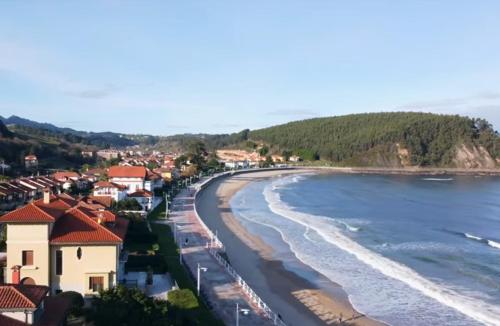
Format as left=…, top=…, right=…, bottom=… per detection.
left=88, top=286, right=169, bottom=326
left=259, top=146, right=269, bottom=157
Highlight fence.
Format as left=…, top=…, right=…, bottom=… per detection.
left=190, top=169, right=291, bottom=326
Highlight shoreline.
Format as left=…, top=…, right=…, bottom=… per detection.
left=195, top=169, right=385, bottom=326
left=293, top=165, right=500, bottom=176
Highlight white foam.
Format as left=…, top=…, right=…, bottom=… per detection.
left=422, top=178, right=454, bottom=181
left=262, top=176, right=500, bottom=326
left=464, top=233, right=483, bottom=241
left=487, top=240, right=500, bottom=249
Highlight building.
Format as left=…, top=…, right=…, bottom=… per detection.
left=92, top=181, right=128, bottom=202
left=96, top=150, right=120, bottom=161
left=0, top=191, right=128, bottom=297
left=81, top=168, right=106, bottom=183
left=128, top=189, right=154, bottom=211
left=108, top=166, right=163, bottom=194
left=289, top=155, right=301, bottom=162
left=52, top=171, right=88, bottom=191
left=81, top=151, right=94, bottom=158
left=0, top=283, right=71, bottom=325
left=24, top=156, right=38, bottom=169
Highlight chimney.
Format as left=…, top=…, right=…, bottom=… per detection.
left=11, top=265, right=21, bottom=284
left=43, top=189, right=51, bottom=204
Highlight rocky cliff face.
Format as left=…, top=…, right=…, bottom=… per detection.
left=452, top=144, right=496, bottom=169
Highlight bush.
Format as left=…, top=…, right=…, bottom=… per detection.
left=57, top=291, right=84, bottom=317
left=167, top=289, right=199, bottom=310
left=125, top=254, right=167, bottom=273
left=89, top=286, right=169, bottom=326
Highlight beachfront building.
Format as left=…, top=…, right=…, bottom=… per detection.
left=0, top=191, right=128, bottom=297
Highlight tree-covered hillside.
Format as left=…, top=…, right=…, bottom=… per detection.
left=248, top=112, right=500, bottom=167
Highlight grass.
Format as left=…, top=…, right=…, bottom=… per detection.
left=151, top=222, right=223, bottom=326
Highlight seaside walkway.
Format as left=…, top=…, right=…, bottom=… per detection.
left=154, top=184, right=272, bottom=326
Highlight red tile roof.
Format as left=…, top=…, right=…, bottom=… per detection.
left=129, top=189, right=153, bottom=197
left=0, top=203, right=58, bottom=223
left=86, top=195, right=113, bottom=208
left=0, top=284, right=49, bottom=309
left=94, top=181, right=127, bottom=190
left=50, top=208, right=125, bottom=244
left=53, top=171, right=80, bottom=181
left=108, top=166, right=146, bottom=179
left=1, top=193, right=127, bottom=244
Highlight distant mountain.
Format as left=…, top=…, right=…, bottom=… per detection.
left=0, top=115, right=136, bottom=147
left=248, top=112, right=500, bottom=168
left=1, top=112, right=498, bottom=169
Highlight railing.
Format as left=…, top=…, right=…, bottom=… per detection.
left=190, top=169, right=292, bottom=326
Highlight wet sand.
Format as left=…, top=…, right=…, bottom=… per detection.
left=195, top=170, right=385, bottom=326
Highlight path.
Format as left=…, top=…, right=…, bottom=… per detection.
left=154, top=185, right=272, bottom=325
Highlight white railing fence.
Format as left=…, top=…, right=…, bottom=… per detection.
left=190, top=169, right=290, bottom=326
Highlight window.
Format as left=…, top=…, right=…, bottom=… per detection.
left=55, top=250, right=63, bottom=275
left=77, top=247, right=82, bottom=260
left=89, top=276, right=104, bottom=292
left=22, top=250, right=33, bottom=266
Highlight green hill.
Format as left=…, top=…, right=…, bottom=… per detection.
left=0, top=122, right=98, bottom=171
left=248, top=112, right=500, bottom=168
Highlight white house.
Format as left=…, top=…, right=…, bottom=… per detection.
left=108, top=166, right=163, bottom=193
left=92, top=181, right=128, bottom=202
left=128, top=189, right=154, bottom=211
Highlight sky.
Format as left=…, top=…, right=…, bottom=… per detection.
left=1, top=1, right=500, bottom=135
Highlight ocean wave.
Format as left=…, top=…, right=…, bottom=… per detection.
left=377, top=241, right=457, bottom=253
left=263, top=177, right=500, bottom=326
left=462, top=232, right=500, bottom=250
left=487, top=240, right=500, bottom=249
left=422, top=178, right=454, bottom=181
left=464, top=233, right=483, bottom=241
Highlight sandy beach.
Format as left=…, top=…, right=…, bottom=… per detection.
left=195, top=169, right=385, bottom=326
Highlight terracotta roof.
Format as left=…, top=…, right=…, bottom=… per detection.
left=94, top=181, right=127, bottom=190
left=0, top=284, right=49, bottom=310
left=53, top=171, right=80, bottom=181
left=24, top=155, right=37, bottom=160
left=129, top=189, right=153, bottom=197
left=0, top=203, right=58, bottom=223
left=110, top=217, right=129, bottom=240
left=83, top=168, right=106, bottom=176
left=86, top=195, right=113, bottom=208
left=50, top=208, right=124, bottom=244
left=108, top=166, right=146, bottom=179
left=1, top=193, right=127, bottom=244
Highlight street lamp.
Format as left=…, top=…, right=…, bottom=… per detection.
left=236, top=303, right=250, bottom=326
left=197, top=263, right=208, bottom=296
left=165, top=193, right=169, bottom=218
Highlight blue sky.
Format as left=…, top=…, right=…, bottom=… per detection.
left=1, top=1, right=500, bottom=135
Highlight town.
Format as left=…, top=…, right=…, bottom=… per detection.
left=0, top=145, right=296, bottom=325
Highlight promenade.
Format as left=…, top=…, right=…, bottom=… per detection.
left=154, top=183, right=272, bottom=325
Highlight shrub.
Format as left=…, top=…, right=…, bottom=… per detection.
left=56, top=291, right=84, bottom=317
left=125, top=254, right=167, bottom=273
left=167, top=289, right=199, bottom=310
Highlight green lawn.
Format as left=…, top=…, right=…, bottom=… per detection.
left=151, top=222, right=223, bottom=326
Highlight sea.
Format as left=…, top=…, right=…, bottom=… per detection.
left=229, top=173, right=500, bottom=326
